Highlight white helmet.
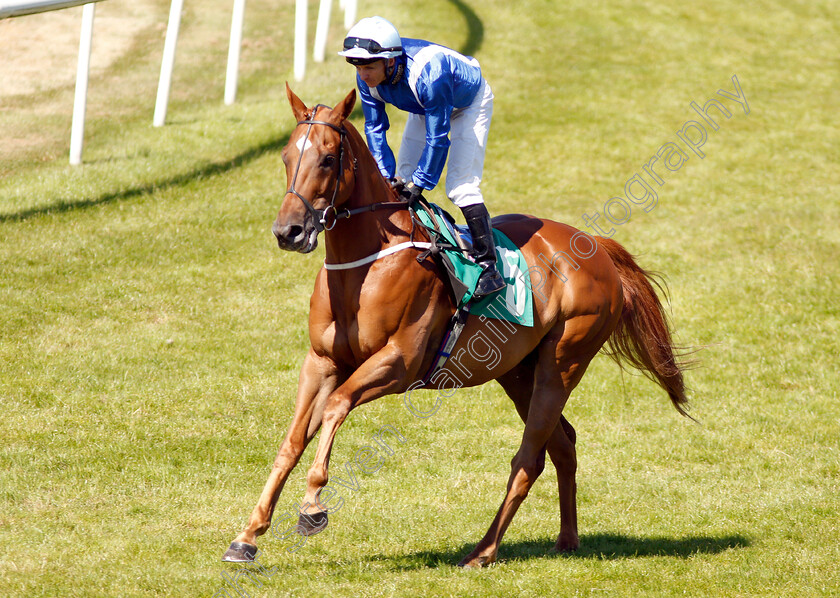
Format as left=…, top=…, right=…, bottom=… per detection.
left=338, top=16, right=403, bottom=64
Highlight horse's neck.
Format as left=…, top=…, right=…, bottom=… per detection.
left=323, top=128, right=417, bottom=265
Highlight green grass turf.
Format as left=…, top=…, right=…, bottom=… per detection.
left=1, top=0, right=838, bottom=596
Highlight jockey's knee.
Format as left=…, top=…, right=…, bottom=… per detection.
left=448, top=186, right=484, bottom=209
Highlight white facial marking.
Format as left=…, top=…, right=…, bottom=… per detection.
left=296, top=136, right=313, bottom=153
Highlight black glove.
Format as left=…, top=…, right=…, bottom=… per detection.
left=388, top=176, right=406, bottom=191
left=399, top=181, right=425, bottom=203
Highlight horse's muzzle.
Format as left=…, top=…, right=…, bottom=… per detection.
left=272, top=219, right=318, bottom=253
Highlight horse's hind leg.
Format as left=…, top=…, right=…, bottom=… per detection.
left=460, top=317, right=599, bottom=568
left=496, top=359, right=580, bottom=555
left=549, top=416, right=579, bottom=552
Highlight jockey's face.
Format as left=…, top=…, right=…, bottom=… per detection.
left=354, top=58, right=395, bottom=88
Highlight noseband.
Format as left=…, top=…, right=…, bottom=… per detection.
left=286, top=105, right=352, bottom=232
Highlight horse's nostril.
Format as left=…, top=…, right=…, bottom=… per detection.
left=273, top=222, right=305, bottom=243
left=286, top=225, right=304, bottom=240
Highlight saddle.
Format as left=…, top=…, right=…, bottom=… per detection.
left=407, top=196, right=533, bottom=326
left=405, top=196, right=534, bottom=385
left=409, top=197, right=476, bottom=306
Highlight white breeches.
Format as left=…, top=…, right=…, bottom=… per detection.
left=396, top=80, right=494, bottom=208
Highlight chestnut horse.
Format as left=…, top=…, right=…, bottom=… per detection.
left=222, top=85, right=691, bottom=567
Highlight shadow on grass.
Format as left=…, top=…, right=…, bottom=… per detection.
left=3, top=6, right=482, bottom=224
left=448, top=0, right=484, bottom=57
left=377, top=532, right=751, bottom=570
left=0, top=132, right=291, bottom=224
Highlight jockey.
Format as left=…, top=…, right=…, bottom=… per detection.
left=338, top=16, right=505, bottom=299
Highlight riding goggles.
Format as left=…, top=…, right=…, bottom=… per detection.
left=342, top=37, right=401, bottom=55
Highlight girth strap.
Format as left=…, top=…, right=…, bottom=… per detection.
left=421, top=304, right=471, bottom=386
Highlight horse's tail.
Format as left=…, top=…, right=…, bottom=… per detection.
left=598, top=236, right=694, bottom=418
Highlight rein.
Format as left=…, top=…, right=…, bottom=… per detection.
left=286, top=106, right=409, bottom=231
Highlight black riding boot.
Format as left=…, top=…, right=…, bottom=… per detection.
left=461, top=203, right=505, bottom=299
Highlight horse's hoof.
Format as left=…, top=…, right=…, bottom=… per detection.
left=297, top=510, right=328, bottom=536
left=553, top=535, right=580, bottom=554
left=457, top=553, right=493, bottom=568
left=222, top=541, right=258, bottom=562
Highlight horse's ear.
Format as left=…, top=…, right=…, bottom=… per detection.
left=286, top=82, right=308, bottom=122
left=333, top=88, right=356, bottom=122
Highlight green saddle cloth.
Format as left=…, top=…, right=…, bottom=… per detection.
left=411, top=201, right=534, bottom=327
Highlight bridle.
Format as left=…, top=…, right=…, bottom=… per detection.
left=285, top=105, right=410, bottom=233
left=285, top=105, right=351, bottom=232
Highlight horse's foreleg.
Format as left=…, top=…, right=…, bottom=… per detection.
left=222, top=350, right=339, bottom=562
left=296, top=343, right=407, bottom=530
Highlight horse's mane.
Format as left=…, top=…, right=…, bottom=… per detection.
left=338, top=115, right=404, bottom=203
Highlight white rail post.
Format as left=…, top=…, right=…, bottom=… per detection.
left=224, top=0, right=246, bottom=104
left=69, top=2, right=96, bottom=165
left=153, top=0, right=183, bottom=127
left=343, top=0, right=356, bottom=29
left=313, top=0, right=332, bottom=63
left=293, top=0, right=306, bottom=81
left=0, top=0, right=103, bottom=18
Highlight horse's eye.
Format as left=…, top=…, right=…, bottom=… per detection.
left=321, top=155, right=336, bottom=169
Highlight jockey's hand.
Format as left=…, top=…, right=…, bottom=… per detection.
left=388, top=176, right=406, bottom=191
left=399, top=181, right=424, bottom=203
